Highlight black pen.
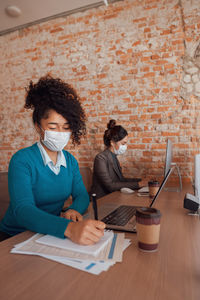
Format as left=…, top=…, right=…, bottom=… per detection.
left=91, top=193, right=98, bottom=220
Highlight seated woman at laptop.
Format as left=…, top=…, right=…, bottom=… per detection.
left=91, top=119, right=143, bottom=199
left=0, top=75, right=105, bottom=243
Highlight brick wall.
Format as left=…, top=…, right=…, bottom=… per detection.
left=0, top=0, right=200, bottom=184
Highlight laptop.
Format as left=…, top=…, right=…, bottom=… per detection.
left=92, top=168, right=173, bottom=233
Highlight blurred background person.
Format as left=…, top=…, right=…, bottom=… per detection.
left=91, top=119, right=144, bottom=199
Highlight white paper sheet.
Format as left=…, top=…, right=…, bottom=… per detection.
left=11, top=233, right=131, bottom=275
left=36, top=230, right=113, bottom=257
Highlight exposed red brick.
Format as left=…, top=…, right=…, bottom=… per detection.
left=0, top=0, right=199, bottom=184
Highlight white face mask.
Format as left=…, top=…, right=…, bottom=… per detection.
left=113, top=144, right=127, bottom=155
left=42, top=130, right=71, bottom=152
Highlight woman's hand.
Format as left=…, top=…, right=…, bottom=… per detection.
left=61, top=209, right=83, bottom=222
left=64, top=219, right=106, bottom=245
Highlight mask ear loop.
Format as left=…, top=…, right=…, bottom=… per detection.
left=111, top=140, right=119, bottom=155
left=110, top=140, right=115, bottom=152
left=34, top=123, right=44, bottom=141
left=112, top=144, right=116, bottom=153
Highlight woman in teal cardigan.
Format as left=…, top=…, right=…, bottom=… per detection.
left=0, top=76, right=105, bottom=243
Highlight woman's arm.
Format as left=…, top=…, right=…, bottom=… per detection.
left=93, top=154, right=139, bottom=192
left=8, top=154, right=70, bottom=238
left=122, top=177, right=142, bottom=183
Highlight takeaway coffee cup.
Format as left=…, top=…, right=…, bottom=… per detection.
left=148, top=180, right=160, bottom=198
left=136, top=207, right=161, bottom=252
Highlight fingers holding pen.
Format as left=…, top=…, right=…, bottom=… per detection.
left=64, top=219, right=106, bottom=245
left=85, top=221, right=105, bottom=244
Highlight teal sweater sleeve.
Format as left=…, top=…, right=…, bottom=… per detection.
left=1, top=145, right=89, bottom=238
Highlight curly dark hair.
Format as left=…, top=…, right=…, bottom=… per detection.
left=24, top=75, right=86, bottom=145
left=103, top=119, right=128, bottom=147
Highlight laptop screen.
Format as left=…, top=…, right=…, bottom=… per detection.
left=149, top=168, right=173, bottom=207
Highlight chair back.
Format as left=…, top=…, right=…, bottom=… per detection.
left=0, top=172, right=9, bottom=221
left=79, top=167, right=93, bottom=194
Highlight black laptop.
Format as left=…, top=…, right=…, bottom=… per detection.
left=94, top=168, right=173, bottom=233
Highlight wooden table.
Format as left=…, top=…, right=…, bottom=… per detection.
left=0, top=186, right=199, bottom=300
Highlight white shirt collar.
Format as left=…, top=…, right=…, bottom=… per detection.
left=37, top=141, right=67, bottom=168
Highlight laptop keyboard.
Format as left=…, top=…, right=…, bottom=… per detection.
left=101, top=205, right=136, bottom=226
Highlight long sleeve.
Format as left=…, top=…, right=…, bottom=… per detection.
left=113, top=155, right=141, bottom=183
left=93, top=153, right=139, bottom=193
left=8, top=155, right=70, bottom=238
left=122, top=176, right=141, bottom=183
left=0, top=144, right=90, bottom=238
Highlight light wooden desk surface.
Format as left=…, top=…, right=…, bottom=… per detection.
left=0, top=186, right=199, bottom=300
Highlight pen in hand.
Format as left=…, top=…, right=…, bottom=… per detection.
left=91, top=193, right=98, bottom=220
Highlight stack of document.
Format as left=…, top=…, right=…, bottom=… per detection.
left=11, top=230, right=131, bottom=275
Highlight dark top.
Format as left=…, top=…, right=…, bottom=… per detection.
left=91, top=148, right=141, bottom=199
left=110, top=152, right=124, bottom=180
